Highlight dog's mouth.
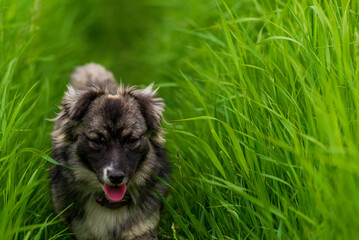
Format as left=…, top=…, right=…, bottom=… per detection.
left=102, top=184, right=127, bottom=202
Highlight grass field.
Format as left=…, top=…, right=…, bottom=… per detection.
left=1, top=0, right=359, bottom=239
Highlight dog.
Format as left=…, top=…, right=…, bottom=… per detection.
left=50, top=63, right=169, bottom=240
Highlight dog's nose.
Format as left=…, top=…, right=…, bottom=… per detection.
left=108, top=171, right=125, bottom=184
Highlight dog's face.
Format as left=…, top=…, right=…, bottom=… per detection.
left=77, top=95, right=150, bottom=185
left=55, top=85, right=164, bottom=201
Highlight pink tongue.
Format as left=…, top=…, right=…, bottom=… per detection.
left=103, top=184, right=127, bottom=202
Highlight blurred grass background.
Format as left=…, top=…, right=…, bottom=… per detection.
left=1, top=0, right=359, bottom=239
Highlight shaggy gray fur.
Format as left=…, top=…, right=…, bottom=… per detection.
left=51, top=63, right=169, bottom=240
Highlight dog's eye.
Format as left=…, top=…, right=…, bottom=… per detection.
left=89, top=137, right=105, bottom=148
left=126, top=138, right=139, bottom=148
left=128, top=138, right=138, bottom=145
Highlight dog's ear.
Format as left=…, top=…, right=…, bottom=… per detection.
left=132, top=84, right=164, bottom=131
left=62, top=86, right=105, bottom=120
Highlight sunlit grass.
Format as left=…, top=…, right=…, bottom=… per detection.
left=1, top=0, right=358, bottom=239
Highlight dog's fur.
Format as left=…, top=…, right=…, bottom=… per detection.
left=50, top=63, right=169, bottom=240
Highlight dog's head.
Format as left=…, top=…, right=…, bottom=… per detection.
left=53, top=84, right=164, bottom=202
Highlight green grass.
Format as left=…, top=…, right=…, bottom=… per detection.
left=1, top=0, right=359, bottom=239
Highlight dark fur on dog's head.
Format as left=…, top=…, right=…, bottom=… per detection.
left=53, top=82, right=165, bottom=188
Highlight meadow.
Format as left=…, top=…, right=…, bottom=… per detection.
left=1, top=0, right=359, bottom=239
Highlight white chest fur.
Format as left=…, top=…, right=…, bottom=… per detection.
left=72, top=198, right=159, bottom=240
